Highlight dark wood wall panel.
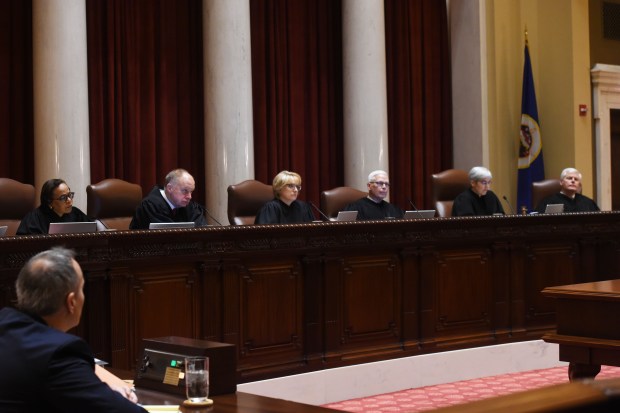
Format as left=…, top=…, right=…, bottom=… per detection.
left=522, top=243, right=578, bottom=335
left=80, top=269, right=110, bottom=360
left=110, top=269, right=132, bottom=367
left=1, top=213, right=619, bottom=383
left=133, top=268, right=199, bottom=341
left=241, top=262, right=303, bottom=358
left=342, top=255, right=399, bottom=340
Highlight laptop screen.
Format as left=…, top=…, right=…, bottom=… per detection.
left=329, top=211, right=358, bottom=222
left=0, top=226, right=7, bottom=237
left=403, top=210, right=436, bottom=219
left=48, top=222, right=98, bottom=234
left=148, top=222, right=196, bottom=229
left=544, top=204, right=564, bottom=214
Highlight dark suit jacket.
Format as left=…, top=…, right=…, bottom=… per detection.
left=0, top=307, right=146, bottom=413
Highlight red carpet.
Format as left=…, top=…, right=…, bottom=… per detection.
left=322, top=366, right=620, bottom=412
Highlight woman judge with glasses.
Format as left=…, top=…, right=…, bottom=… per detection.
left=254, top=170, right=315, bottom=224
left=343, top=170, right=404, bottom=220
left=17, top=179, right=92, bottom=235
left=451, top=166, right=505, bottom=216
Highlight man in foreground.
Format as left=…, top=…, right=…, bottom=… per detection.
left=0, top=247, right=146, bottom=412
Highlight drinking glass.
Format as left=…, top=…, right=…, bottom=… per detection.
left=184, top=357, right=209, bottom=403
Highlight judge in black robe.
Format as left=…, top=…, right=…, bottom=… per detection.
left=535, top=167, right=599, bottom=213
left=535, top=192, right=599, bottom=213
left=129, top=169, right=207, bottom=229
left=254, top=170, right=315, bottom=224
left=17, top=179, right=92, bottom=235
left=344, top=197, right=404, bottom=220
left=451, top=188, right=504, bottom=216
left=451, top=166, right=505, bottom=217
left=343, top=170, right=404, bottom=220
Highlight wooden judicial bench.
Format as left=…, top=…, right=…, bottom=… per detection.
left=543, top=279, right=620, bottom=381
left=1, top=212, right=620, bottom=385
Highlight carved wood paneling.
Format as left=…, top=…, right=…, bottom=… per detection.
left=435, top=249, right=492, bottom=330
left=1, top=212, right=619, bottom=382
left=523, top=242, right=577, bottom=333
left=132, top=266, right=199, bottom=341
left=341, top=254, right=400, bottom=344
left=237, top=259, right=304, bottom=378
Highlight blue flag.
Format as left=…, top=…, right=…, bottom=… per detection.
left=517, top=44, right=544, bottom=212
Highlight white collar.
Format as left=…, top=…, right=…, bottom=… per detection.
left=160, top=189, right=176, bottom=210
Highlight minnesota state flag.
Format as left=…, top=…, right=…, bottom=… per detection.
left=517, top=43, right=544, bottom=211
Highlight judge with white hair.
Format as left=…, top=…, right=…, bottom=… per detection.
left=535, top=167, right=599, bottom=213
left=451, top=166, right=504, bottom=216
left=343, top=170, right=404, bottom=220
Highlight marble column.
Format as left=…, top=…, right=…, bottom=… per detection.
left=32, top=0, right=91, bottom=211
left=342, top=0, right=389, bottom=192
left=203, top=0, right=254, bottom=225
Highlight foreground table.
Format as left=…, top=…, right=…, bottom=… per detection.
left=135, top=389, right=339, bottom=413
left=542, top=279, right=620, bottom=380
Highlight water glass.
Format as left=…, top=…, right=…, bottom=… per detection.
left=184, top=357, right=209, bottom=402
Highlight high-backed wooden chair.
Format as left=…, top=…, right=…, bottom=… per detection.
left=86, top=178, right=143, bottom=230
left=531, top=178, right=562, bottom=210
left=227, top=180, right=274, bottom=225
left=431, top=169, right=470, bottom=217
left=0, top=178, right=36, bottom=236
left=319, top=186, right=367, bottom=220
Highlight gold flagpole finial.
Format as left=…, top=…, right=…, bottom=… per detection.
left=524, top=25, right=528, bottom=46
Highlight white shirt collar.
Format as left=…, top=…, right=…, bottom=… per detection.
left=160, top=189, right=176, bottom=210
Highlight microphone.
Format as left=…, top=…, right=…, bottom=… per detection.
left=204, top=207, right=223, bottom=226
left=502, top=195, right=516, bottom=215
left=309, top=202, right=331, bottom=221
left=408, top=199, right=419, bottom=211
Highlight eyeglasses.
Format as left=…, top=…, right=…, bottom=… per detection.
left=54, top=192, right=75, bottom=202
left=370, top=181, right=390, bottom=187
left=285, top=184, right=302, bottom=191
left=478, top=180, right=492, bottom=186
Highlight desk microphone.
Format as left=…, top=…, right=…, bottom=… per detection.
left=408, top=199, right=419, bottom=211
left=204, top=208, right=223, bottom=226
left=502, top=195, right=516, bottom=215
left=309, top=202, right=331, bottom=221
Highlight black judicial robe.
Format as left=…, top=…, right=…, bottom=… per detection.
left=343, top=197, right=404, bottom=220
left=451, top=189, right=504, bottom=217
left=535, top=192, right=599, bottom=214
left=129, top=186, right=208, bottom=229
left=254, top=198, right=315, bottom=224
left=16, top=205, right=92, bottom=235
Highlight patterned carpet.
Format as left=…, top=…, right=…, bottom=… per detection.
left=322, top=365, right=620, bottom=412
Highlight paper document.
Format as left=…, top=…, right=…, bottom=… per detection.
left=141, top=406, right=180, bottom=412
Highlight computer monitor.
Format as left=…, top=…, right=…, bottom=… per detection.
left=148, top=222, right=196, bottom=230
left=48, top=222, right=98, bottom=234
left=544, top=204, right=564, bottom=214
left=403, top=210, right=436, bottom=219
left=0, top=226, right=7, bottom=237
